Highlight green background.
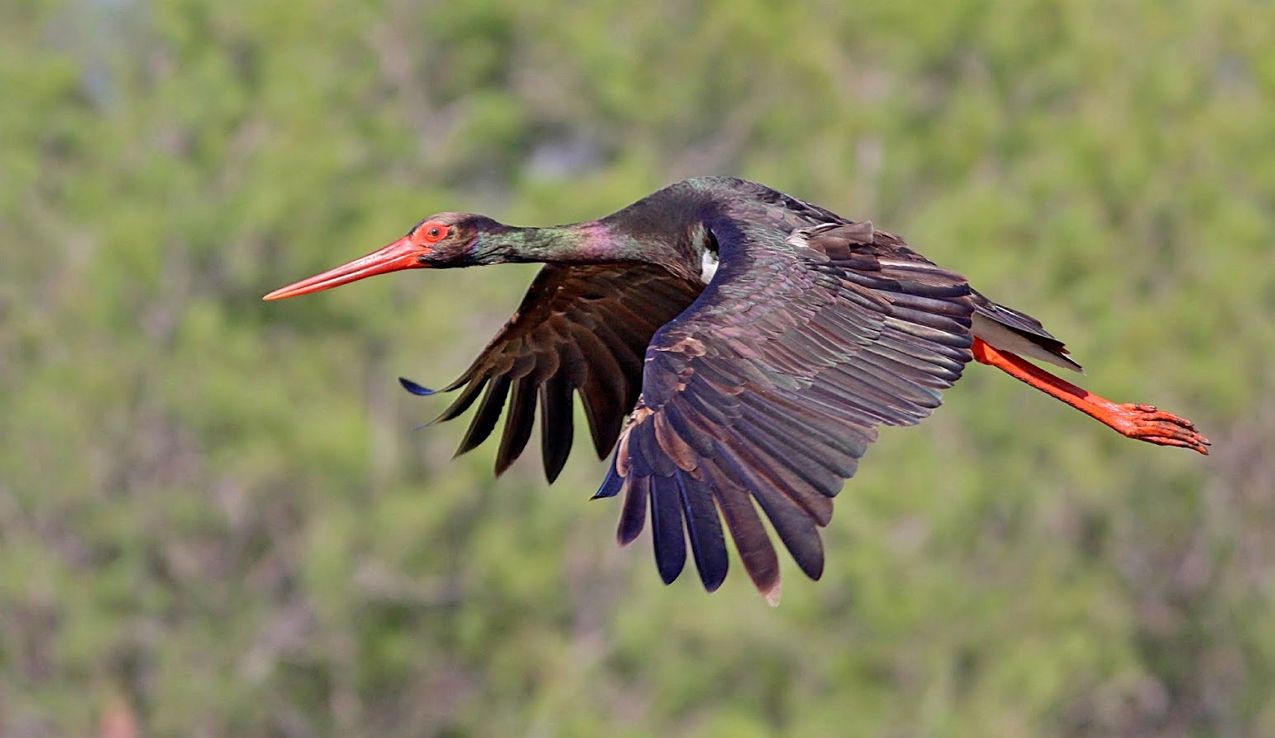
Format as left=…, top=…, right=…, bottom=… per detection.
left=3, top=1, right=1273, bottom=736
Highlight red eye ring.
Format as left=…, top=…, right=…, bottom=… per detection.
left=418, top=222, right=449, bottom=244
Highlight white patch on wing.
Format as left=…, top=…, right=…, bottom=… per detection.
left=690, top=222, right=719, bottom=284
left=700, top=249, right=719, bottom=284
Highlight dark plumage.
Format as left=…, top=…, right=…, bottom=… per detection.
left=436, top=263, right=701, bottom=480
left=265, top=176, right=1209, bottom=603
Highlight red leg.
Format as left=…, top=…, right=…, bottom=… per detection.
left=970, top=338, right=1210, bottom=455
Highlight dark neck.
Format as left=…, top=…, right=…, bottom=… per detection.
left=476, top=182, right=716, bottom=273
left=481, top=222, right=651, bottom=265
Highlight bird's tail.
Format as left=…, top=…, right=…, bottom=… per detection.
left=970, top=291, right=1083, bottom=373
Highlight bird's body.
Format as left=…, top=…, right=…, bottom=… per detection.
left=266, top=177, right=1209, bottom=602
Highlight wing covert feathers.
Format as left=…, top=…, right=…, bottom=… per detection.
left=607, top=220, right=976, bottom=601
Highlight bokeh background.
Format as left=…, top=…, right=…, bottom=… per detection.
left=3, top=0, right=1274, bottom=736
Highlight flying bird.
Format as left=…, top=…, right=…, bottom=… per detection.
left=265, top=177, right=1209, bottom=603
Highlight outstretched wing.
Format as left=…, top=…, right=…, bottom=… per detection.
left=404, top=263, right=702, bottom=481
left=594, top=221, right=975, bottom=601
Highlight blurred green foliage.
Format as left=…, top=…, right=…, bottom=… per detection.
left=2, top=0, right=1274, bottom=736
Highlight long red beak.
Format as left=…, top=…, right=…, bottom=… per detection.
left=263, top=236, right=425, bottom=301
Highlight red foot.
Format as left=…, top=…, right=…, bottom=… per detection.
left=1107, top=404, right=1211, bottom=455
left=971, top=338, right=1211, bottom=456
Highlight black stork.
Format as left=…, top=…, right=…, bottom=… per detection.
left=265, top=177, right=1209, bottom=603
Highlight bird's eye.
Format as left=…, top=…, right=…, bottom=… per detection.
left=417, top=222, right=449, bottom=244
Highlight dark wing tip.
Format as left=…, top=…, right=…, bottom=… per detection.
left=700, top=567, right=727, bottom=593
left=1059, top=351, right=1085, bottom=374
left=592, top=466, right=625, bottom=500
left=399, top=376, right=439, bottom=396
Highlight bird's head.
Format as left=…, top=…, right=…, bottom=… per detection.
left=263, top=212, right=505, bottom=301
